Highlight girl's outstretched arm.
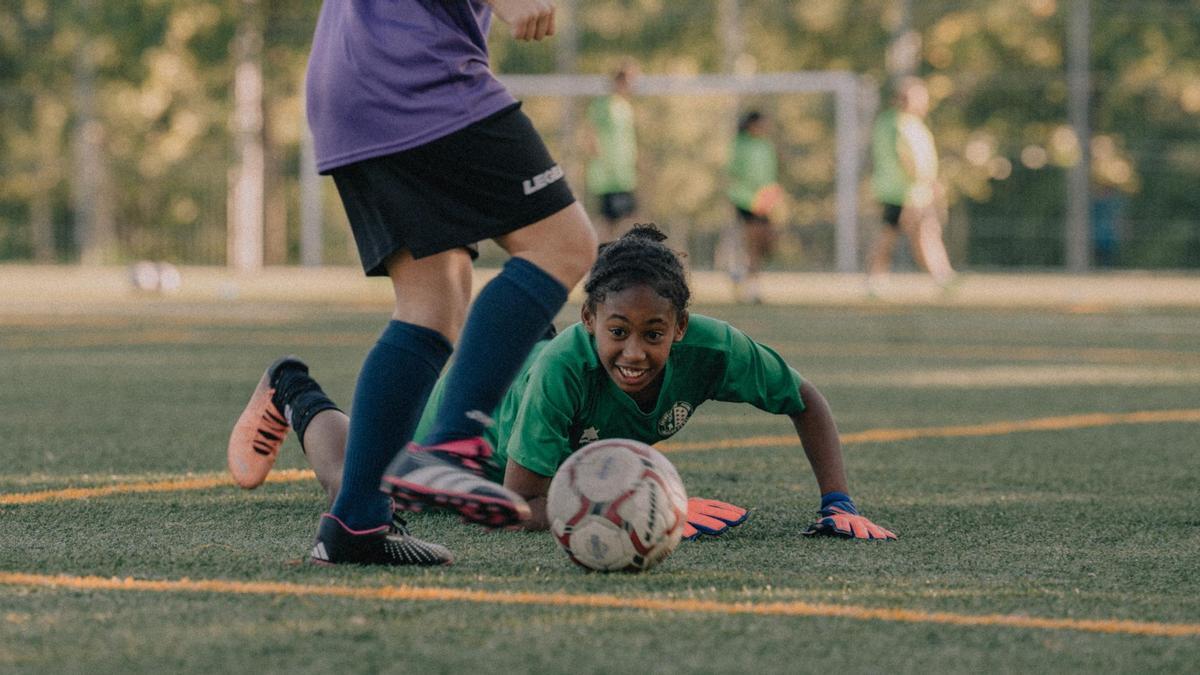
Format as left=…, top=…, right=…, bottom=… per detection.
left=790, top=380, right=897, bottom=540
left=789, top=380, right=850, bottom=495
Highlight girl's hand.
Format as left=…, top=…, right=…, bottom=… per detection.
left=682, top=497, right=748, bottom=540
left=802, top=506, right=897, bottom=540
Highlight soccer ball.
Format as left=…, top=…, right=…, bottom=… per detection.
left=547, top=439, right=688, bottom=572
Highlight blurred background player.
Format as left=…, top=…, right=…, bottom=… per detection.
left=229, top=0, right=597, bottom=566
left=583, top=61, right=641, bottom=243
left=231, top=226, right=895, bottom=556
left=866, top=76, right=956, bottom=293
left=725, top=110, right=785, bottom=304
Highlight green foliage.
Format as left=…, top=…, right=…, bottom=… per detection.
left=1, top=1, right=1200, bottom=267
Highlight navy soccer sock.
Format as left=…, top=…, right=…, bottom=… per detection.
left=270, top=364, right=340, bottom=454
left=331, top=320, right=452, bottom=529
left=423, top=257, right=568, bottom=445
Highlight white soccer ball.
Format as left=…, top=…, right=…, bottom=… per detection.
left=547, top=439, right=688, bottom=572
left=129, top=261, right=160, bottom=292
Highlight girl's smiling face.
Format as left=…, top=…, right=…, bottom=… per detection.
left=583, top=284, right=689, bottom=408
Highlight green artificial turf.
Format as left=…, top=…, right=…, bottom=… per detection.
left=2, top=300, right=1198, bottom=673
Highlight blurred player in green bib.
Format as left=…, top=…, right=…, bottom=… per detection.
left=229, top=226, right=895, bottom=562
left=867, top=77, right=956, bottom=293
left=584, top=62, right=640, bottom=243
left=726, top=110, right=785, bottom=304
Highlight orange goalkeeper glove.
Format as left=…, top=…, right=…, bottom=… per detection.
left=682, top=497, right=748, bottom=541
left=801, top=492, right=896, bottom=541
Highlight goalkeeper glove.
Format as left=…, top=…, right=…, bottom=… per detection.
left=682, top=497, right=748, bottom=541
left=802, top=491, right=897, bottom=541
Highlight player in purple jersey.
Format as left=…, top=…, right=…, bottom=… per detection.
left=229, top=226, right=895, bottom=566
left=229, top=0, right=597, bottom=566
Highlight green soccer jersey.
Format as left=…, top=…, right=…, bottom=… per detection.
left=726, top=133, right=778, bottom=211
left=871, top=108, right=908, bottom=206
left=415, top=315, right=806, bottom=480
left=585, top=95, right=638, bottom=195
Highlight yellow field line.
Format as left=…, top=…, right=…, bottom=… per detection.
left=660, top=408, right=1200, bottom=452
left=0, top=469, right=314, bottom=505
left=0, top=571, right=1195, bottom=638
left=4, top=409, right=1200, bottom=505
left=0, top=331, right=372, bottom=350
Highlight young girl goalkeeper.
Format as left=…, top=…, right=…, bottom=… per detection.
left=229, top=225, right=895, bottom=565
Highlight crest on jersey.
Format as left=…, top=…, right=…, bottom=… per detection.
left=580, top=426, right=600, bottom=443
left=657, top=401, right=693, bottom=437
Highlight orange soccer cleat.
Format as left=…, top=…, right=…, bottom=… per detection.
left=227, top=356, right=305, bottom=489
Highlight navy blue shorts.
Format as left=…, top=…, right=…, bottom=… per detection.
left=330, top=103, right=577, bottom=276
left=598, top=191, right=637, bottom=222
left=735, top=205, right=769, bottom=226
left=881, top=202, right=903, bottom=229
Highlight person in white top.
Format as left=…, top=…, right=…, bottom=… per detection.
left=866, top=77, right=956, bottom=292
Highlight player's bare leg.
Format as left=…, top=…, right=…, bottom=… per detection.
left=902, top=204, right=955, bottom=287
left=301, top=408, right=348, bottom=506
left=915, top=209, right=955, bottom=286
left=741, top=221, right=775, bottom=304
left=867, top=227, right=899, bottom=277
left=865, top=227, right=899, bottom=296
left=385, top=248, right=474, bottom=341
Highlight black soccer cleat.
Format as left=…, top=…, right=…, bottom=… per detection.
left=307, top=513, right=454, bottom=566
left=380, top=437, right=531, bottom=528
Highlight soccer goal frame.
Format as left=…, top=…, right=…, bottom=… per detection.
left=502, top=72, right=865, bottom=273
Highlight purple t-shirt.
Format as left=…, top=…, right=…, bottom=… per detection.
left=305, top=0, right=518, bottom=173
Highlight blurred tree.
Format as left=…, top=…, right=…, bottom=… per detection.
left=0, top=0, right=73, bottom=261
left=1, top=0, right=1199, bottom=270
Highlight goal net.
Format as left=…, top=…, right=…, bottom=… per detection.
left=500, top=72, right=867, bottom=273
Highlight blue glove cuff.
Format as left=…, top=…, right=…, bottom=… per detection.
left=820, top=491, right=858, bottom=514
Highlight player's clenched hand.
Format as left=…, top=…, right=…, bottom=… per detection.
left=802, top=506, right=897, bottom=541
left=682, top=497, right=748, bottom=540
left=488, top=0, right=556, bottom=41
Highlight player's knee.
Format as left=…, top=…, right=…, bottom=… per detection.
left=526, top=234, right=594, bottom=290
left=524, top=213, right=598, bottom=287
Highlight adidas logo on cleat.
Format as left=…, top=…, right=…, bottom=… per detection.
left=310, top=541, right=330, bottom=562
